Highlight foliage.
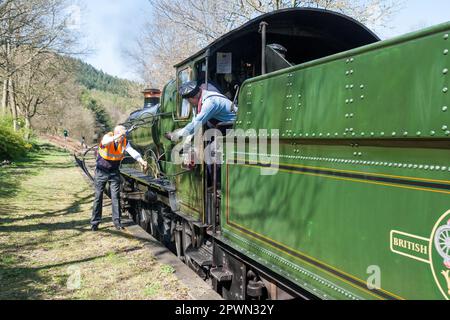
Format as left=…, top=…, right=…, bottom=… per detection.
left=75, top=59, right=142, bottom=97
left=80, top=90, right=113, bottom=136
left=160, top=264, right=175, bottom=275
left=143, top=283, right=162, bottom=298
left=89, top=89, right=143, bottom=125
left=0, top=116, right=32, bottom=160
left=28, top=59, right=142, bottom=143
left=31, top=77, right=96, bottom=142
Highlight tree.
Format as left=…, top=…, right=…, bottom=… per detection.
left=0, top=0, right=83, bottom=131
left=13, top=53, right=74, bottom=139
left=128, top=0, right=403, bottom=87
left=126, top=11, right=200, bottom=88
left=80, top=90, right=113, bottom=137
left=31, top=76, right=96, bottom=143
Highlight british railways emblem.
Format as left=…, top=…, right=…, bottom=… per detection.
left=431, top=211, right=450, bottom=299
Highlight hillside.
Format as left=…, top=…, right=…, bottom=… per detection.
left=61, top=59, right=144, bottom=144
left=3, top=56, right=146, bottom=152
left=74, top=59, right=141, bottom=97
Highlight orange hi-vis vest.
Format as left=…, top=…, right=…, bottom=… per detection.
left=98, top=132, right=127, bottom=161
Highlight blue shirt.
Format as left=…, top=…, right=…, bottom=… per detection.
left=178, top=90, right=237, bottom=136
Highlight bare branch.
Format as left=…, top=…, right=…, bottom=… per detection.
left=127, top=0, right=403, bottom=87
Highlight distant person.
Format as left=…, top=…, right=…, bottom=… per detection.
left=91, top=125, right=148, bottom=231
left=81, top=136, right=87, bottom=149
left=63, top=129, right=68, bottom=141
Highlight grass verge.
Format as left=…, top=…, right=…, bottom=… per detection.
left=0, top=141, right=189, bottom=300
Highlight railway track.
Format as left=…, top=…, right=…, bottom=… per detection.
left=74, top=146, right=97, bottom=183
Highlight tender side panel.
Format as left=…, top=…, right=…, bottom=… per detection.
left=224, top=144, right=450, bottom=300
left=223, top=24, right=450, bottom=300
left=237, top=24, right=450, bottom=139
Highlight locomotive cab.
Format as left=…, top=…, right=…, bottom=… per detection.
left=164, top=8, right=382, bottom=227
left=174, top=8, right=380, bottom=103
left=124, top=7, right=382, bottom=259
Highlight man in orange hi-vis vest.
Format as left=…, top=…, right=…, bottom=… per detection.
left=91, top=125, right=148, bottom=231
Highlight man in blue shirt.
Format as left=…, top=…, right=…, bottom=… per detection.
left=165, top=81, right=237, bottom=141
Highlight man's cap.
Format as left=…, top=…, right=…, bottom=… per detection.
left=179, top=81, right=200, bottom=99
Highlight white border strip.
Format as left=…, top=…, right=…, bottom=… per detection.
left=390, top=230, right=431, bottom=264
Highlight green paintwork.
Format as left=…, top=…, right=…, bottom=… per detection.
left=236, top=23, right=450, bottom=139
left=160, top=78, right=205, bottom=220
left=126, top=79, right=205, bottom=220
left=123, top=20, right=450, bottom=299
left=222, top=23, right=450, bottom=300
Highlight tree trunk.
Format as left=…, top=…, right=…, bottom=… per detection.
left=8, top=78, right=18, bottom=131
left=24, top=116, right=31, bottom=140
left=1, top=78, right=8, bottom=116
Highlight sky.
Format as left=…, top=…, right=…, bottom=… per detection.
left=76, top=0, right=151, bottom=81
left=75, top=0, right=450, bottom=81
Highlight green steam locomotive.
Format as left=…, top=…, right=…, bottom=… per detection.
left=119, top=8, right=450, bottom=300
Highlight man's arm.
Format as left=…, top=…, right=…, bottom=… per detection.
left=101, top=132, right=125, bottom=147
left=125, top=143, right=143, bottom=162
left=125, top=143, right=148, bottom=170
left=175, top=101, right=219, bottom=138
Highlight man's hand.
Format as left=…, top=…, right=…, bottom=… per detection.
left=126, top=125, right=137, bottom=135
left=113, top=128, right=127, bottom=143
left=164, top=132, right=173, bottom=141
left=164, top=132, right=180, bottom=142
left=138, top=159, right=148, bottom=174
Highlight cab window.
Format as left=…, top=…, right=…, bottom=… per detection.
left=177, top=68, right=192, bottom=119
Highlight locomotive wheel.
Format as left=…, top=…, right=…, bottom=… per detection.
left=138, top=205, right=150, bottom=231
left=127, top=200, right=140, bottom=223
left=146, top=206, right=163, bottom=242
left=132, top=201, right=146, bottom=230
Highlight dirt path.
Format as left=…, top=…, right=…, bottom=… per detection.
left=0, top=142, right=190, bottom=300
left=40, top=134, right=87, bottom=155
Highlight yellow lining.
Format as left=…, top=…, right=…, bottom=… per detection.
left=239, top=164, right=450, bottom=195
left=236, top=158, right=450, bottom=185
left=225, top=163, right=408, bottom=300
left=180, top=201, right=201, bottom=215
left=226, top=222, right=389, bottom=300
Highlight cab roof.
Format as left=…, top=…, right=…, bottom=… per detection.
left=174, top=7, right=380, bottom=68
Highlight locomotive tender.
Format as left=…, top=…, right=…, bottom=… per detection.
left=118, top=8, right=450, bottom=300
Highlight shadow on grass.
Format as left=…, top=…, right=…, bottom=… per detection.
left=0, top=167, right=37, bottom=199
left=0, top=143, right=74, bottom=200
left=0, top=192, right=95, bottom=225
left=0, top=246, right=142, bottom=300
left=0, top=190, right=145, bottom=254
left=0, top=141, right=159, bottom=299
left=0, top=193, right=147, bottom=252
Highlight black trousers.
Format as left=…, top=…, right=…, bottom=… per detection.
left=91, top=168, right=121, bottom=226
